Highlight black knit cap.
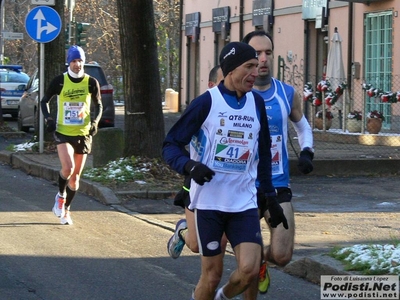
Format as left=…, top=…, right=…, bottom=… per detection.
left=219, top=42, right=258, bottom=77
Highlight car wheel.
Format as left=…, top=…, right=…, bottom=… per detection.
left=17, top=109, right=30, bottom=133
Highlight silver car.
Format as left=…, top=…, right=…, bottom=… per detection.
left=18, top=63, right=115, bottom=132
left=1, top=65, right=29, bottom=118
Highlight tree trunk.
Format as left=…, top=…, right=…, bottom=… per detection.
left=116, top=0, right=165, bottom=158
left=42, top=1, right=65, bottom=140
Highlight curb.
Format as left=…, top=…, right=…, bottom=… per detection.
left=0, top=131, right=27, bottom=139
left=290, top=158, right=400, bottom=176
left=0, top=149, right=351, bottom=286
left=0, top=151, right=120, bottom=205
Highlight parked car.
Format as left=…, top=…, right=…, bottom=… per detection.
left=0, top=65, right=30, bottom=118
left=18, top=62, right=115, bottom=133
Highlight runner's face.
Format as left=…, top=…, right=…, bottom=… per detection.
left=248, top=35, right=273, bottom=77
left=70, top=59, right=84, bottom=74
left=230, top=58, right=259, bottom=97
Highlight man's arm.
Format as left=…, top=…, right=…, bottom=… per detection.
left=89, top=77, right=103, bottom=125
left=40, top=75, right=63, bottom=120
left=254, top=93, right=274, bottom=195
left=289, top=91, right=303, bottom=122
left=290, top=91, right=314, bottom=174
left=255, top=93, right=288, bottom=229
left=162, top=93, right=212, bottom=175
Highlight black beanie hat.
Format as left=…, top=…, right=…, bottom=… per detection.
left=219, top=42, right=258, bottom=77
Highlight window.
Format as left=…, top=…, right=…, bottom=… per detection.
left=364, top=11, right=393, bottom=127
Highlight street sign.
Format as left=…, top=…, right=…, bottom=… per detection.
left=31, top=0, right=55, bottom=6
left=25, top=6, right=61, bottom=43
left=2, top=32, right=24, bottom=40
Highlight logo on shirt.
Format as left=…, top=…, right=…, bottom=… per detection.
left=218, top=112, right=228, bottom=117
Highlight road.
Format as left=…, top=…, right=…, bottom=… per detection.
left=4, top=108, right=399, bottom=299
left=0, top=162, right=321, bottom=300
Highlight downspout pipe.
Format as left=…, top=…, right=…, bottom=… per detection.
left=347, top=2, right=353, bottom=92
left=304, top=21, right=310, bottom=117
left=178, top=0, right=183, bottom=111
left=239, top=0, right=244, bottom=40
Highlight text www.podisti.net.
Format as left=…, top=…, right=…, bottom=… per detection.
left=320, top=275, right=399, bottom=299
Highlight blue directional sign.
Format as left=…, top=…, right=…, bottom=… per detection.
left=25, top=6, right=61, bottom=43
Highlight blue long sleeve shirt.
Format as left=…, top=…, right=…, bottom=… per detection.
left=162, top=82, right=275, bottom=195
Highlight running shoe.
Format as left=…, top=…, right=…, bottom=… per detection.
left=52, top=193, right=65, bottom=218
left=258, top=260, right=270, bottom=294
left=60, top=209, right=73, bottom=225
left=167, top=219, right=187, bottom=259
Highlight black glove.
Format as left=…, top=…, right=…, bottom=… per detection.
left=89, top=122, right=98, bottom=136
left=297, top=148, right=314, bottom=174
left=266, top=196, right=289, bottom=229
left=173, top=176, right=191, bottom=209
left=46, top=118, right=56, bottom=133
left=184, top=160, right=215, bottom=186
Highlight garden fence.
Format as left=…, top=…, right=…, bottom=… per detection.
left=287, top=75, right=400, bottom=160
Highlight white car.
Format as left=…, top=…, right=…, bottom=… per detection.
left=0, top=65, right=29, bottom=118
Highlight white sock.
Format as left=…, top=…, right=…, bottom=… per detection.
left=191, top=288, right=195, bottom=300
left=214, top=287, right=230, bottom=300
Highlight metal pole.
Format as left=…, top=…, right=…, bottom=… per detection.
left=0, top=0, right=4, bottom=64
left=39, top=43, right=44, bottom=153
left=166, top=37, right=170, bottom=88
left=68, top=0, right=72, bottom=43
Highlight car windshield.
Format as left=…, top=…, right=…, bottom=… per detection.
left=84, top=66, right=107, bottom=86
left=0, top=71, right=29, bottom=83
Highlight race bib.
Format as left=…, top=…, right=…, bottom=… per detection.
left=63, top=102, right=85, bottom=125
left=211, top=129, right=254, bottom=173
left=271, top=134, right=283, bottom=175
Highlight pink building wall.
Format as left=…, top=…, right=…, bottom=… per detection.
left=180, top=0, right=400, bottom=115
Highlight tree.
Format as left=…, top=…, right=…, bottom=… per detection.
left=153, top=0, right=181, bottom=93
left=116, top=0, right=165, bottom=158
left=41, top=1, right=65, bottom=140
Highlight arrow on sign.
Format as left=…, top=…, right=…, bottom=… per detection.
left=33, top=9, right=58, bottom=39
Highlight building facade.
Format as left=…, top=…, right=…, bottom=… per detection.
left=178, top=0, right=399, bottom=133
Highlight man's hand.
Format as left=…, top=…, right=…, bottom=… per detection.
left=46, top=118, right=56, bottom=133
left=184, top=160, right=215, bottom=186
left=297, top=148, right=314, bottom=174
left=266, top=196, right=289, bottom=229
left=89, top=122, right=98, bottom=136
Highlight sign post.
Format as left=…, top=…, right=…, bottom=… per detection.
left=25, top=6, right=61, bottom=153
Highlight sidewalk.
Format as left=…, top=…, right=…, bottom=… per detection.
left=1, top=148, right=399, bottom=287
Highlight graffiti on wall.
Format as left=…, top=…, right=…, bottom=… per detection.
left=278, top=53, right=304, bottom=90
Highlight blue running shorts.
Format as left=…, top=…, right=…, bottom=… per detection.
left=195, top=208, right=262, bottom=257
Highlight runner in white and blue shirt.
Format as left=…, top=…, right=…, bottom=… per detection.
left=162, top=42, right=288, bottom=300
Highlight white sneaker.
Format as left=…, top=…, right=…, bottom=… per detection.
left=52, top=193, right=65, bottom=218
left=167, top=219, right=187, bottom=259
left=61, top=209, right=73, bottom=225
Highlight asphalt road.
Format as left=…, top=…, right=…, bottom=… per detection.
left=0, top=162, right=321, bottom=300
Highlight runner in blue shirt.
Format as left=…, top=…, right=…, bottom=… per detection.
left=242, top=30, right=314, bottom=296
